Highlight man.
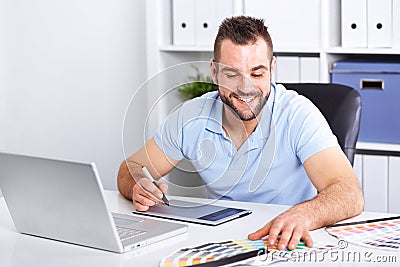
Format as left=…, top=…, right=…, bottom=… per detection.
left=117, top=16, right=364, bottom=251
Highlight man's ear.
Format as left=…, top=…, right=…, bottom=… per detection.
left=270, top=56, right=277, bottom=77
left=210, top=58, right=218, bottom=84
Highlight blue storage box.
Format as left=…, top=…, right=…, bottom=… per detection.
left=331, top=62, right=400, bottom=144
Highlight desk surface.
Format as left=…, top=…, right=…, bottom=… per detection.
left=1, top=191, right=399, bottom=267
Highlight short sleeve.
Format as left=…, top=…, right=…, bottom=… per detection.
left=287, top=96, right=340, bottom=164
left=154, top=107, right=185, bottom=161
left=153, top=93, right=218, bottom=161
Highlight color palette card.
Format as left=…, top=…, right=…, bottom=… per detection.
left=160, top=239, right=337, bottom=267
left=160, top=240, right=265, bottom=267
left=326, top=218, right=400, bottom=250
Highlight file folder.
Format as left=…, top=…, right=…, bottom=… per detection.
left=341, top=0, right=367, bottom=47
left=300, top=57, right=320, bottom=83
left=363, top=156, right=388, bottom=212
left=244, top=0, right=320, bottom=49
left=195, top=0, right=217, bottom=46
left=215, top=0, right=234, bottom=34
left=393, top=0, right=400, bottom=49
left=275, top=56, right=300, bottom=83
left=172, top=0, right=196, bottom=45
left=195, top=0, right=233, bottom=47
left=367, top=0, right=392, bottom=48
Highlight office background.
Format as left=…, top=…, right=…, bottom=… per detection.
left=1, top=0, right=400, bottom=213
left=0, top=0, right=149, bottom=193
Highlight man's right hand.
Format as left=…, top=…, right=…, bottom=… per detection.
left=117, top=138, right=178, bottom=210
left=132, top=178, right=168, bottom=211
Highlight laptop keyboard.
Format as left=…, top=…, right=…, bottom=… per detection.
left=116, top=226, right=146, bottom=242
left=112, top=215, right=148, bottom=242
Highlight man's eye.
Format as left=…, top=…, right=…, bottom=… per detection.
left=226, top=73, right=239, bottom=78
left=252, top=73, right=264, bottom=78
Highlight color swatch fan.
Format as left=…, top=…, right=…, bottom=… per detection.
left=326, top=217, right=400, bottom=250
left=160, top=239, right=337, bottom=266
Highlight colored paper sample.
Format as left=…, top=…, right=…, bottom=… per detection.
left=326, top=218, right=400, bottom=250
left=160, top=239, right=337, bottom=267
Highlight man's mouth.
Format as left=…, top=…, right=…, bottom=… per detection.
left=237, top=96, right=254, bottom=103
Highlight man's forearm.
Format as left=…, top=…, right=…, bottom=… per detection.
left=289, top=179, right=364, bottom=230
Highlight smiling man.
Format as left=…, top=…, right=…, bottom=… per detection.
left=117, top=16, right=364, bottom=250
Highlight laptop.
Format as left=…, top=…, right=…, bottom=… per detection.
left=0, top=152, right=187, bottom=253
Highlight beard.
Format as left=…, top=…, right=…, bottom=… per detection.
left=219, top=88, right=269, bottom=121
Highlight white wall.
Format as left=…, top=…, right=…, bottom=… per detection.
left=0, top=0, right=6, bottom=138
left=0, top=0, right=148, bottom=191
left=0, top=0, right=6, bottom=197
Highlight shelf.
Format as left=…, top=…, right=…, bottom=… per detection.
left=160, top=45, right=213, bottom=52
left=160, top=45, right=320, bottom=54
left=161, top=46, right=400, bottom=56
left=326, top=47, right=400, bottom=55
left=273, top=48, right=321, bottom=54
left=356, top=142, right=400, bottom=153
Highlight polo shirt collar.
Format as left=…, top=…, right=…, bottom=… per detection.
left=253, top=83, right=276, bottom=141
left=205, top=94, right=225, bottom=134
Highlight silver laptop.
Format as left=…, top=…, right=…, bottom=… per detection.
left=0, top=152, right=187, bottom=253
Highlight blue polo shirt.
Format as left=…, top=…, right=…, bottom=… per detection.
left=155, top=83, right=339, bottom=205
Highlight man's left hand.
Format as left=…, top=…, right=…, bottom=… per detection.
left=247, top=209, right=313, bottom=250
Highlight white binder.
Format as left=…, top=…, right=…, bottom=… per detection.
left=367, top=0, right=392, bottom=48
left=215, top=0, right=234, bottom=35
left=389, top=157, right=400, bottom=214
left=195, top=0, right=217, bottom=46
left=195, top=0, right=233, bottom=47
left=244, top=0, right=320, bottom=50
left=363, top=155, right=388, bottom=212
left=172, top=0, right=196, bottom=46
left=300, top=57, right=320, bottom=83
left=393, top=0, right=400, bottom=49
left=275, top=56, right=300, bottom=83
left=341, top=0, right=367, bottom=47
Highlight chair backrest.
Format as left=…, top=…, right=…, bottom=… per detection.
left=283, top=83, right=362, bottom=165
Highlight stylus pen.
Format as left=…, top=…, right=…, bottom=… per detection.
left=141, top=166, right=170, bottom=206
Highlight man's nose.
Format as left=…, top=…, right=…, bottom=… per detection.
left=236, top=75, right=256, bottom=93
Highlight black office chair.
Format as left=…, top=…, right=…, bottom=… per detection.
left=283, top=83, right=362, bottom=165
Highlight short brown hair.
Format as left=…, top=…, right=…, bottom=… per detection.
left=213, top=16, right=273, bottom=62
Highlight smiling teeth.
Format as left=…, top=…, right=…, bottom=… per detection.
left=238, top=97, right=253, bottom=103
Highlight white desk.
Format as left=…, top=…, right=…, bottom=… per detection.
left=0, top=191, right=399, bottom=266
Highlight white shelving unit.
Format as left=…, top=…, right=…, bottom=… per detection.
left=146, top=0, right=400, bottom=77
left=144, top=0, right=400, bottom=210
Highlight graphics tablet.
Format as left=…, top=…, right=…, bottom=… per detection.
left=133, top=199, right=252, bottom=226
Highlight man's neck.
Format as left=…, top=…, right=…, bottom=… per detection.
left=222, top=107, right=261, bottom=150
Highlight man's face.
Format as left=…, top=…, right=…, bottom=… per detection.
left=211, top=38, right=276, bottom=121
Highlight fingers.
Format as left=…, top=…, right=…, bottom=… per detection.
left=132, top=179, right=168, bottom=210
left=155, top=180, right=168, bottom=195
left=277, top=224, right=294, bottom=250
left=143, top=179, right=164, bottom=200
left=301, top=230, right=313, bottom=248
left=267, top=219, right=284, bottom=247
left=133, top=193, right=155, bottom=211
left=284, top=227, right=313, bottom=250
left=248, top=222, right=271, bottom=240
left=287, top=227, right=303, bottom=250
left=152, top=181, right=169, bottom=206
left=247, top=212, right=313, bottom=251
